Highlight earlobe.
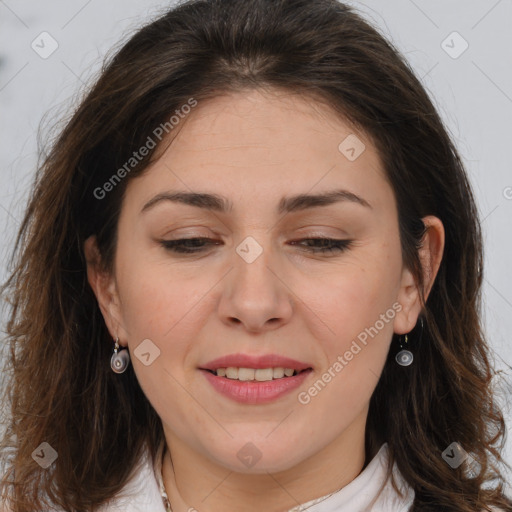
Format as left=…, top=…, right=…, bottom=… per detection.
left=395, top=266, right=422, bottom=335
left=84, top=236, right=125, bottom=343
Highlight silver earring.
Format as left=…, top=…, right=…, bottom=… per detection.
left=395, top=317, right=424, bottom=367
left=395, top=333, right=413, bottom=366
left=111, top=337, right=130, bottom=374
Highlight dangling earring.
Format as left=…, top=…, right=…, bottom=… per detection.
left=395, top=333, right=413, bottom=366
left=395, top=317, right=424, bottom=367
left=111, top=337, right=130, bottom=373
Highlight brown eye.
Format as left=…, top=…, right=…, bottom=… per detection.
left=160, top=237, right=353, bottom=256
left=160, top=237, right=220, bottom=254
left=290, top=238, right=353, bottom=254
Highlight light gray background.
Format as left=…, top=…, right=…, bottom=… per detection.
left=1, top=0, right=511, bottom=492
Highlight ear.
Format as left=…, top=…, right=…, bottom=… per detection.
left=394, top=215, right=445, bottom=335
left=84, top=235, right=129, bottom=347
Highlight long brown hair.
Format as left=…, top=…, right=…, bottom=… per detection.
left=1, top=1, right=511, bottom=510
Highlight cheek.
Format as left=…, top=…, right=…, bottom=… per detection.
left=302, top=241, right=402, bottom=347
left=295, top=257, right=401, bottom=430
left=114, top=247, right=204, bottom=350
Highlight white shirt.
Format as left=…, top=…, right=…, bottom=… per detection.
left=97, top=442, right=415, bottom=511
left=2, top=441, right=505, bottom=511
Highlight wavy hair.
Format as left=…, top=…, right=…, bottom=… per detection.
left=1, top=0, right=511, bottom=510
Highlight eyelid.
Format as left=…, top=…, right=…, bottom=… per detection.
left=159, top=226, right=217, bottom=238
left=159, top=236, right=353, bottom=256
left=285, top=224, right=351, bottom=237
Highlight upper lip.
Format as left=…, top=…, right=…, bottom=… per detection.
left=200, top=353, right=312, bottom=371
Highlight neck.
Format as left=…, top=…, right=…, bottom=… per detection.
left=161, top=412, right=368, bottom=512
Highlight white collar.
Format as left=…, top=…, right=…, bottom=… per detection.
left=285, top=443, right=414, bottom=511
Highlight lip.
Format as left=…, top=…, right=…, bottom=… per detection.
left=201, top=367, right=313, bottom=404
left=200, top=353, right=312, bottom=372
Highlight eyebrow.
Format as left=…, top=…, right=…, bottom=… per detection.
left=141, top=188, right=372, bottom=215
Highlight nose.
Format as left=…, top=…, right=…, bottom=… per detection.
left=217, top=239, right=294, bottom=333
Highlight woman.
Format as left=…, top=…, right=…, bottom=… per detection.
left=1, top=0, right=510, bottom=510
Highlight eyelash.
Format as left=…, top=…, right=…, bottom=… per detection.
left=160, top=237, right=353, bottom=255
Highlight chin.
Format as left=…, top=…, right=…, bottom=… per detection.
left=205, top=439, right=311, bottom=474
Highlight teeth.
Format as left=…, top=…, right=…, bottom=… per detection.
left=213, top=367, right=302, bottom=380
left=238, top=368, right=255, bottom=381
left=255, top=368, right=273, bottom=381
left=225, top=367, right=238, bottom=379
left=273, top=367, right=284, bottom=378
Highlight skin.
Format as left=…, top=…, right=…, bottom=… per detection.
left=85, top=88, right=444, bottom=512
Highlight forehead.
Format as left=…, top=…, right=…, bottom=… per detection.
left=124, top=88, right=392, bottom=215
left=169, top=88, right=365, bottom=160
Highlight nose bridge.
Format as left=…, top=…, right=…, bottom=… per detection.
left=218, top=233, right=293, bottom=330
left=233, top=234, right=279, bottom=304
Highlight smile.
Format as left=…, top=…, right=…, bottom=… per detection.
left=200, top=367, right=313, bottom=404
left=207, top=367, right=308, bottom=380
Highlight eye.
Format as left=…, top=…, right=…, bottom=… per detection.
left=160, top=237, right=353, bottom=255
left=289, top=238, right=353, bottom=254
left=160, top=237, right=219, bottom=254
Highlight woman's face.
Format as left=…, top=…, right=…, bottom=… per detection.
left=92, top=88, right=427, bottom=473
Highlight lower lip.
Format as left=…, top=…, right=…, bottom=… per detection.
left=201, top=369, right=312, bottom=404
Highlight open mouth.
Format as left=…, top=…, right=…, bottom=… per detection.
left=203, top=367, right=313, bottom=381
left=200, top=364, right=314, bottom=404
